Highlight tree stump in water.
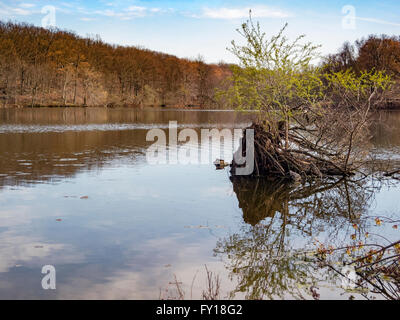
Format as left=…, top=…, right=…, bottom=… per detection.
left=230, top=122, right=348, bottom=180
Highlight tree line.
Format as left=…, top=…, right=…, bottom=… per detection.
left=1, top=20, right=399, bottom=109
left=323, top=35, right=400, bottom=76
left=0, top=21, right=231, bottom=108
left=322, top=34, right=400, bottom=108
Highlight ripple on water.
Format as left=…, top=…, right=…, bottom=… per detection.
left=0, top=122, right=248, bottom=134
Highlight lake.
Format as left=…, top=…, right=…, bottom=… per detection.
left=0, top=107, right=399, bottom=299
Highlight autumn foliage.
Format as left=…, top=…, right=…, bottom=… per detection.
left=324, top=35, right=400, bottom=76
left=0, top=21, right=231, bottom=108
left=323, top=35, right=400, bottom=108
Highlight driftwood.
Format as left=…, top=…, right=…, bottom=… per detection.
left=230, top=122, right=351, bottom=180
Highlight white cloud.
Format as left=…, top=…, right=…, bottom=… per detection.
left=202, top=6, right=291, bottom=19
left=0, top=206, right=85, bottom=273
left=56, top=235, right=233, bottom=299
left=92, top=5, right=163, bottom=19
left=94, top=9, right=117, bottom=17
left=0, top=2, right=36, bottom=16
left=80, top=17, right=97, bottom=22
left=126, top=6, right=147, bottom=13
left=12, top=7, right=31, bottom=15
left=357, top=17, right=400, bottom=27
left=19, top=3, right=35, bottom=9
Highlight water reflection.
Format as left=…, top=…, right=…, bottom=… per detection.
left=0, top=108, right=254, bottom=189
left=0, top=107, right=252, bottom=126
left=372, top=111, right=400, bottom=151
left=0, top=108, right=255, bottom=299
left=0, top=129, right=148, bottom=188
left=0, top=108, right=398, bottom=299
left=215, top=176, right=397, bottom=299
left=230, top=176, right=376, bottom=229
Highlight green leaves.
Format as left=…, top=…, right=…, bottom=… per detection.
left=325, top=69, right=391, bottom=93
left=222, top=12, right=323, bottom=126
left=223, top=11, right=392, bottom=118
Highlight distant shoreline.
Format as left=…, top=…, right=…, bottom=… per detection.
left=1, top=104, right=400, bottom=111
left=0, top=104, right=205, bottom=110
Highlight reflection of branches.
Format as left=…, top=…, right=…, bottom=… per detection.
left=202, top=265, right=221, bottom=300
left=230, top=176, right=378, bottom=239
left=315, top=240, right=400, bottom=300
left=215, top=176, right=391, bottom=299
left=159, top=266, right=221, bottom=300
left=215, top=225, right=316, bottom=300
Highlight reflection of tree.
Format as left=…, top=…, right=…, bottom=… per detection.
left=0, top=129, right=147, bottom=189
left=0, top=108, right=253, bottom=190
left=215, top=224, right=320, bottom=299
left=371, top=111, right=400, bottom=150
left=230, top=176, right=376, bottom=238
left=215, top=177, right=381, bottom=299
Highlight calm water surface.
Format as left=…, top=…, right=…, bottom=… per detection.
left=0, top=108, right=399, bottom=299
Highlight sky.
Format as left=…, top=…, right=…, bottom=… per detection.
left=0, top=0, right=399, bottom=63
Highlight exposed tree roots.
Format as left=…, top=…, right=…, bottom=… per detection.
left=230, top=122, right=353, bottom=180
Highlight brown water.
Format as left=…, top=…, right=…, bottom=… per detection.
left=0, top=107, right=399, bottom=299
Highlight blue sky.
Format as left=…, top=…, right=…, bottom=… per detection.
left=1, top=0, right=399, bottom=63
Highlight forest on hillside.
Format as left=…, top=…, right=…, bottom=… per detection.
left=0, top=21, right=231, bottom=108
left=0, top=21, right=399, bottom=109
left=323, top=34, right=400, bottom=108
